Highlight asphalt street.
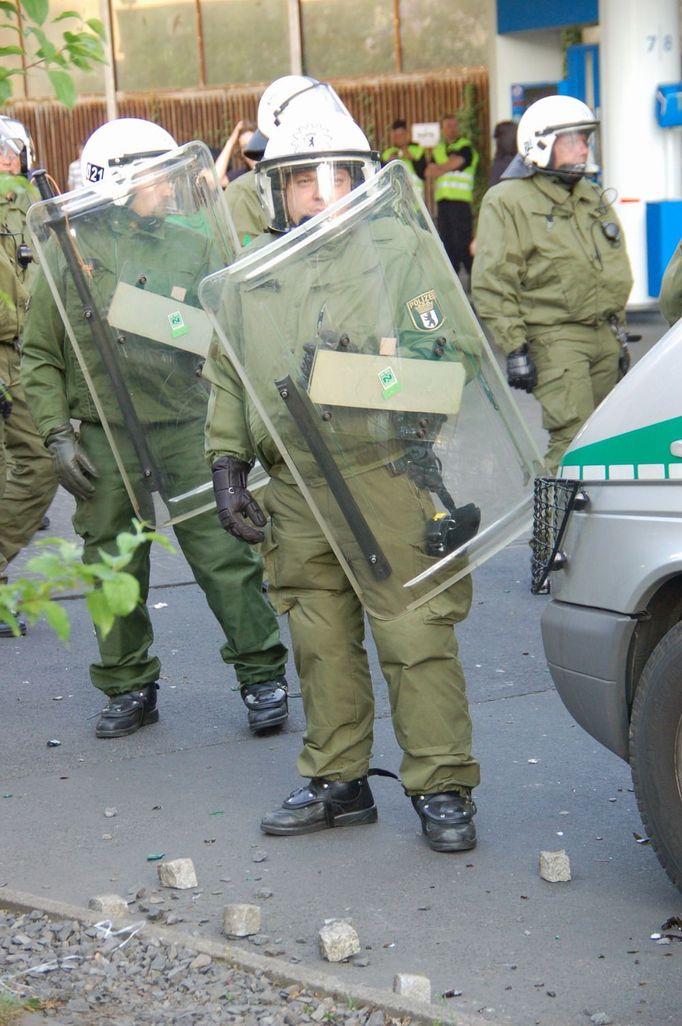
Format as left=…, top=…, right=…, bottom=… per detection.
left=2, top=311, right=679, bottom=1026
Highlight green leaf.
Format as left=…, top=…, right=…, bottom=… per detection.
left=0, top=45, right=23, bottom=56
left=21, top=0, right=49, bottom=26
left=0, top=2, right=18, bottom=14
left=86, top=17, right=106, bottom=40
left=35, top=36, right=56, bottom=62
left=86, top=589, right=114, bottom=638
left=42, top=601, right=71, bottom=642
left=102, top=573, right=139, bottom=616
left=53, top=10, right=83, bottom=21
left=47, top=68, right=76, bottom=108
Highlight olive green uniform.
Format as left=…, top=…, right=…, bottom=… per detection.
left=225, top=169, right=267, bottom=247
left=0, top=184, right=57, bottom=580
left=22, top=205, right=286, bottom=695
left=472, top=167, right=633, bottom=472
left=204, top=218, right=479, bottom=796
left=659, top=241, right=682, bottom=326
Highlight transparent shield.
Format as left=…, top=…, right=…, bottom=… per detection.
left=27, top=141, right=239, bottom=525
left=200, top=162, right=543, bottom=619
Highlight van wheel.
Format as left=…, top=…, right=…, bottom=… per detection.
left=630, top=622, right=682, bottom=893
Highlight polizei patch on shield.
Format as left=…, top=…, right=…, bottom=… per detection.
left=168, top=310, right=188, bottom=338
left=406, top=290, right=445, bottom=331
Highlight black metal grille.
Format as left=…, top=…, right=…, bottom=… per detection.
left=531, top=478, right=581, bottom=594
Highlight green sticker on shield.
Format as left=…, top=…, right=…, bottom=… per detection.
left=379, top=365, right=401, bottom=399
left=168, top=310, right=188, bottom=338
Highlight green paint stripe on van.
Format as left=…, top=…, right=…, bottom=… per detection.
left=561, top=416, right=682, bottom=471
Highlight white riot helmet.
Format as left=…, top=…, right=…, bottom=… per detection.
left=257, top=76, right=351, bottom=137
left=81, top=118, right=177, bottom=187
left=256, top=112, right=379, bottom=234
left=0, top=115, right=35, bottom=174
left=517, top=95, right=599, bottom=181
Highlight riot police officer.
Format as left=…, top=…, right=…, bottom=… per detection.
left=0, top=115, right=57, bottom=636
left=21, top=118, right=289, bottom=736
left=472, top=96, right=633, bottom=473
left=204, top=88, right=480, bottom=853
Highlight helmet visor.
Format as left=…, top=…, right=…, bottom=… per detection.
left=257, top=152, right=378, bottom=233
left=551, top=127, right=599, bottom=178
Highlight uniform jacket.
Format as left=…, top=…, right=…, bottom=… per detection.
left=0, top=184, right=38, bottom=344
left=204, top=214, right=472, bottom=482
left=471, top=160, right=633, bottom=355
left=22, top=204, right=218, bottom=439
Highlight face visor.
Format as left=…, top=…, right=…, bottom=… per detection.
left=549, top=126, right=600, bottom=182
left=256, top=151, right=379, bottom=233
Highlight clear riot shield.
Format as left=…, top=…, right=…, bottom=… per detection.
left=200, top=162, right=544, bottom=619
left=27, top=141, right=259, bottom=526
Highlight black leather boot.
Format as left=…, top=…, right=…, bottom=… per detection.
left=241, top=678, right=288, bottom=733
left=260, top=777, right=377, bottom=835
left=411, top=791, right=477, bottom=852
left=95, top=683, right=159, bottom=739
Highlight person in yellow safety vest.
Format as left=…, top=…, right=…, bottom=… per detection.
left=425, top=114, right=479, bottom=281
left=380, top=119, right=427, bottom=197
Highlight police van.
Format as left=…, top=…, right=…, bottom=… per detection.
left=533, top=320, right=682, bottom=893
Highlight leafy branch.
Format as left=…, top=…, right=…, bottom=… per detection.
left=0, top=0, right=107, bottom=107
left=0, top=520, right=175, bottom=641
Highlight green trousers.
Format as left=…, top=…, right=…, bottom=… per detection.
left=0, top=341, right=57, bottom=578
left=262, top=469, right=480, bottom=796
left=529, top=324, right=620, bottom=474
left=73, top=421, right=287, bottom=695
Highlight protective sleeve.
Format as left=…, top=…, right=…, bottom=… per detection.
left=202, top=329, right=256, bottom=467
left=659, top=241, right=682, bottom=327
left=20, top=262, right=72, bottom=439
left=470, top=191, right=528, bottom=356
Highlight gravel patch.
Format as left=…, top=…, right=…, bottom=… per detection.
left=0, top=909, right=415, bottom=1026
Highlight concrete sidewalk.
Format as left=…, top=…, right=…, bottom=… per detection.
left=2, top=490, right=679, bottom=1025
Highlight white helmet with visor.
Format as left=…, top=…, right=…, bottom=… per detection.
left=81, top=117, right=177, bottom=188
left=256, top=112, right=379, bottom=233
left=0, top=115, right=35, bottom=174
left=517, top=95, right=599, bottom=181
left=257, top=76, right=352, bottom=137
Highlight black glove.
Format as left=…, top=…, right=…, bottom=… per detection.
left=300, top=333, right=351, bottom=388
left=212, top=455, right=266, bottom=545
left=45, top=423, right=98, bottom=500
left=618, top=342, right=631, bottom=377
left=300, top=342, right=318, bottom=387
left=0, top=376, right=12, bottom=420
left=506, top=344, right=537, bottom=393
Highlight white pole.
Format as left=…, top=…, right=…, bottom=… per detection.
left=288, top=0, right=303, bottom=76
left=99, top=0, right=117, bottom=121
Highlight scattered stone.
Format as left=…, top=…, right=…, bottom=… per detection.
left=157, top=857, right=198, bottom=889
left=87, top=894, right=129, bottom=918
left=393, top=972, right=431, bottom=1002
left=590, top=1015, right=613, bottom=1026
left=189, top=952, right=212, bottom=970
left=539, top=849, right=572, bottom=882
left=252, top=849, right=268, bottom=863
left=104, top=807, right=118, bottom=817
left=254, top=888, right=273, bottom=900
left=318, top=920, right=360, bottom=962
left=223, top=903, right=261, bottom=937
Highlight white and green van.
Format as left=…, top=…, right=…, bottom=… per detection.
left=534, top=322, right=682, bottom=893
